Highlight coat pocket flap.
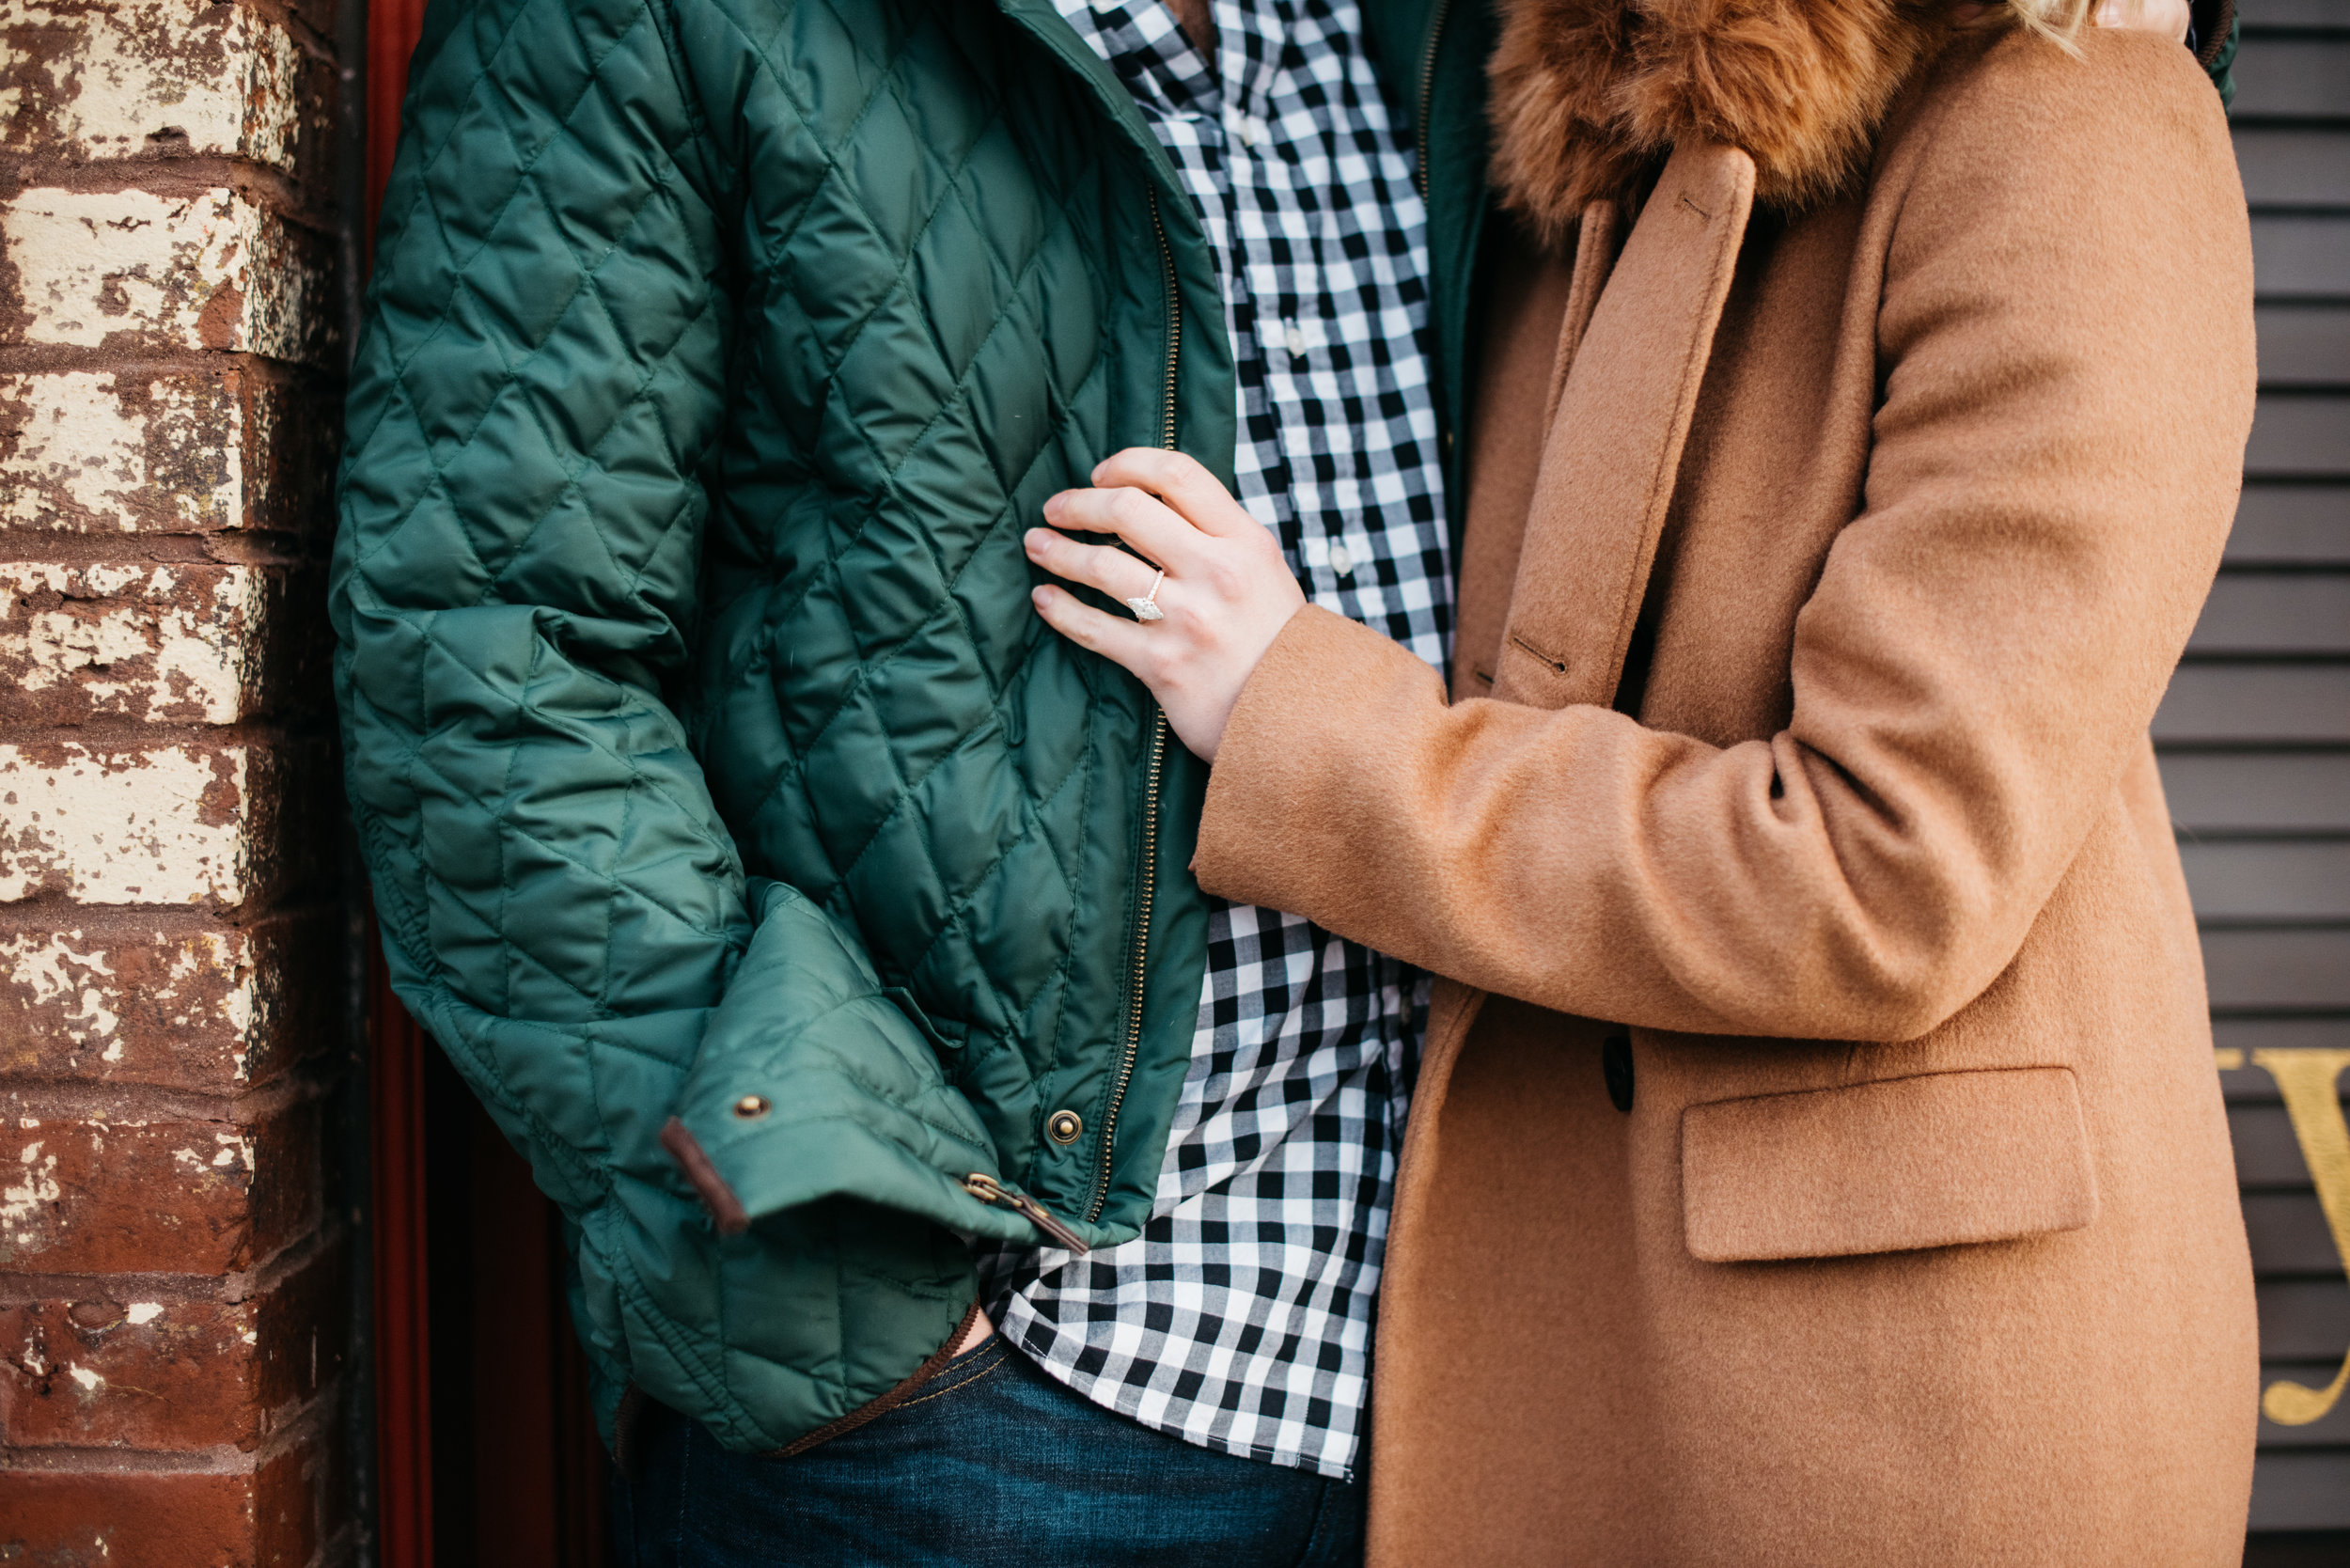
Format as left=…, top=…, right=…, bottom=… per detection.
left=1681, top=1067, right=2099, bottom=1263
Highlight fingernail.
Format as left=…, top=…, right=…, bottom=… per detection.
left=1024, top=528, right=1049, bottom=557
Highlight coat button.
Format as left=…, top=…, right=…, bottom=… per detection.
left=1046, top=1109, right=1084, bottom=1145
left=1601, top=1035, right=1634, bottom=1113
left=733, top=1094, right=772, bottom=1121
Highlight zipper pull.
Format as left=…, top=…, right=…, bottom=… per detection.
left=962, top=1172, right=1090, bottom=1254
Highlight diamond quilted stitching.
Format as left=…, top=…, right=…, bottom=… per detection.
left=337, top=0, right=1203, bottom=1449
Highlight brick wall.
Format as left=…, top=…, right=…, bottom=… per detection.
left=0, top=4, right=353, bottom=1564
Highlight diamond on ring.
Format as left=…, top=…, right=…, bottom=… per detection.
left=1125, top=568, right=1167, bottom=623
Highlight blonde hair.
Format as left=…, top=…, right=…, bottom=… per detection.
left=2006, top=0, right=2099, bottom=51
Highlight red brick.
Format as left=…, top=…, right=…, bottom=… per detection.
left=0, top=365, right=338, bottom=538
left=0, top=561, right=327, bottom=728
left=0, top=1436, right=328, bottom=1567
left=0, top=737, right=337, bottom=911
left=254, top=1433, right=324, bottom=1568
left=0, top=1099, right=320, bottom=1276
left=0, top=1466, right=259, bottom=1567
left=0, top=914, right=337, bottom=1094
left=0, top=3, right=340, bottom=192
left=0, top=1240, right=345, bottom=1450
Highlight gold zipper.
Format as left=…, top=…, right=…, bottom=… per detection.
left=963, top=1171, right=1090, bottom=1253
left=1092, top=713, right=1166, bottom=1221
left=1148, top=189, right=1182, bottom=449
left=1416, top=0, right=1454, bottom=205
left=1084, top=191, right=1182, bottom=1223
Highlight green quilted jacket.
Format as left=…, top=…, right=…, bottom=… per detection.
left=333, top=0, right=2235, bottom=1458
left=333, top=0, right=1485, bottom=1456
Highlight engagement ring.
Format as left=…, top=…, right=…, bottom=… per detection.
left=1125, top=568, right=1166, bottom=622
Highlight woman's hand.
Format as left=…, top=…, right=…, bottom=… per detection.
left=1026, top=448, right=1307, bottom=763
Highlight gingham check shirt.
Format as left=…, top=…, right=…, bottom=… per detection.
left=979, top=0, right=1451, bottom=1482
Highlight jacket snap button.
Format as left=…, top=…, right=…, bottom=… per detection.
left=733, top=1094, right=772, bottom=1121
left=1046, top=1109, right=1084, bottom=1145
left=1601, top=1036, right=1634, bottom=1114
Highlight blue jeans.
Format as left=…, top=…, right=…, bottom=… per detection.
left=610, top=1336, right=1366, bottom=1567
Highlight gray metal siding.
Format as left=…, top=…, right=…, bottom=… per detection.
left=2163, top=0, right=2350, bottom=1533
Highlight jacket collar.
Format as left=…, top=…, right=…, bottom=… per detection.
left=1486, top=0, right=1952, bottom=243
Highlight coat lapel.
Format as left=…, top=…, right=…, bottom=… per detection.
left=1543, top=198, right=1622, bottom=429
left=1492, top=141, right=1755, bottom=711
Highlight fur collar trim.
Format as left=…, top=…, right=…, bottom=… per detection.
left=1488, top=0, right=1953, bottom=243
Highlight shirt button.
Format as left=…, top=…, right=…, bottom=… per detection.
left=1329, top=542, right=1355, bottom=577
left=1284, top=321, right=1308, bottom=357
left=1243, top=114, right=1269, bottom=147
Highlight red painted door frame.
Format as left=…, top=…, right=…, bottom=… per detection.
left=368, top=931, right=435, bottom=1568
left=366, top=4, right=434, bottom=1557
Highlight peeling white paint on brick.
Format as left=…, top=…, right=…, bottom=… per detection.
left=124, top=1302, right=162, bottom=1325
left=3, top=1139, right=60, bottom=1247
left=157, top=934, right=256, bottom=1069
left=0, top=371, right=243, bottom=533
left=182, top=935, right=255, bottom=1041
left=0, top=3, right=306, bottom=170
left=0, top=929, right=123, bottom=1048
left=0, top=744, right=250, bottom=904
left=172, top=1128, right=252, bottom=1180
left=66, top=1362, right=102, bottom=1392
left=0, top=560, right=262, bottom=721
left=2, top=186, right=327, bottom=362
left=0, top=925, right=270, bottom=1086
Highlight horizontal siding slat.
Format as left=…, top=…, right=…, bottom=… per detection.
left=2218, top=1019, right=2350, bottom=1076
left=2232, top=38, right=2350, bottom=118
left=2244, top=1, right=2350, bottom=23
left=2233, top=1105, right=2334, bottom=1183
left=2189, top=572, right=2350, bottom=653
left=2258, top=1278, right=2350, bottom=1356
left=2234, top=127, right=2350, bottom=206
left=2183, top=839, right=2350, bottom=919
left=2258, top=305, right=2350, bottom=384
left=2252, top=214, right=2350, bottom=297
left=2242, top=0, right=2350, bottom=26
left=2250, top=1450, right=2350, bottom=1531
left=2242, top=0, right=2350, bottom=24
left=2231, top=484, right=2350, bottom=562
left=2246, top=1190, right=2349, bottom=1274
left=2156, top=664, right=2350, bottom=743
left=2160, top=750, right=2350, bottom=830
left=2247, top=393, right=2350, bottom=475
left=2204, top=925, right=2350, bottom=1008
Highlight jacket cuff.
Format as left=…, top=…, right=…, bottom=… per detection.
left=1197, top=604, right=1446, bottom=916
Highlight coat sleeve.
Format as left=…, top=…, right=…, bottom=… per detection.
left=1191, top=31, right=2256, bottom=1044
left=331, top=0, right=1032, bottom=1243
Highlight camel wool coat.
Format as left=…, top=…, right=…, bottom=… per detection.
left=1191, top=5, right=2262, bottom=1563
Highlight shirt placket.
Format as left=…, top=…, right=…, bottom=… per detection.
left=1222, top=5, right=1359, bottom=600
